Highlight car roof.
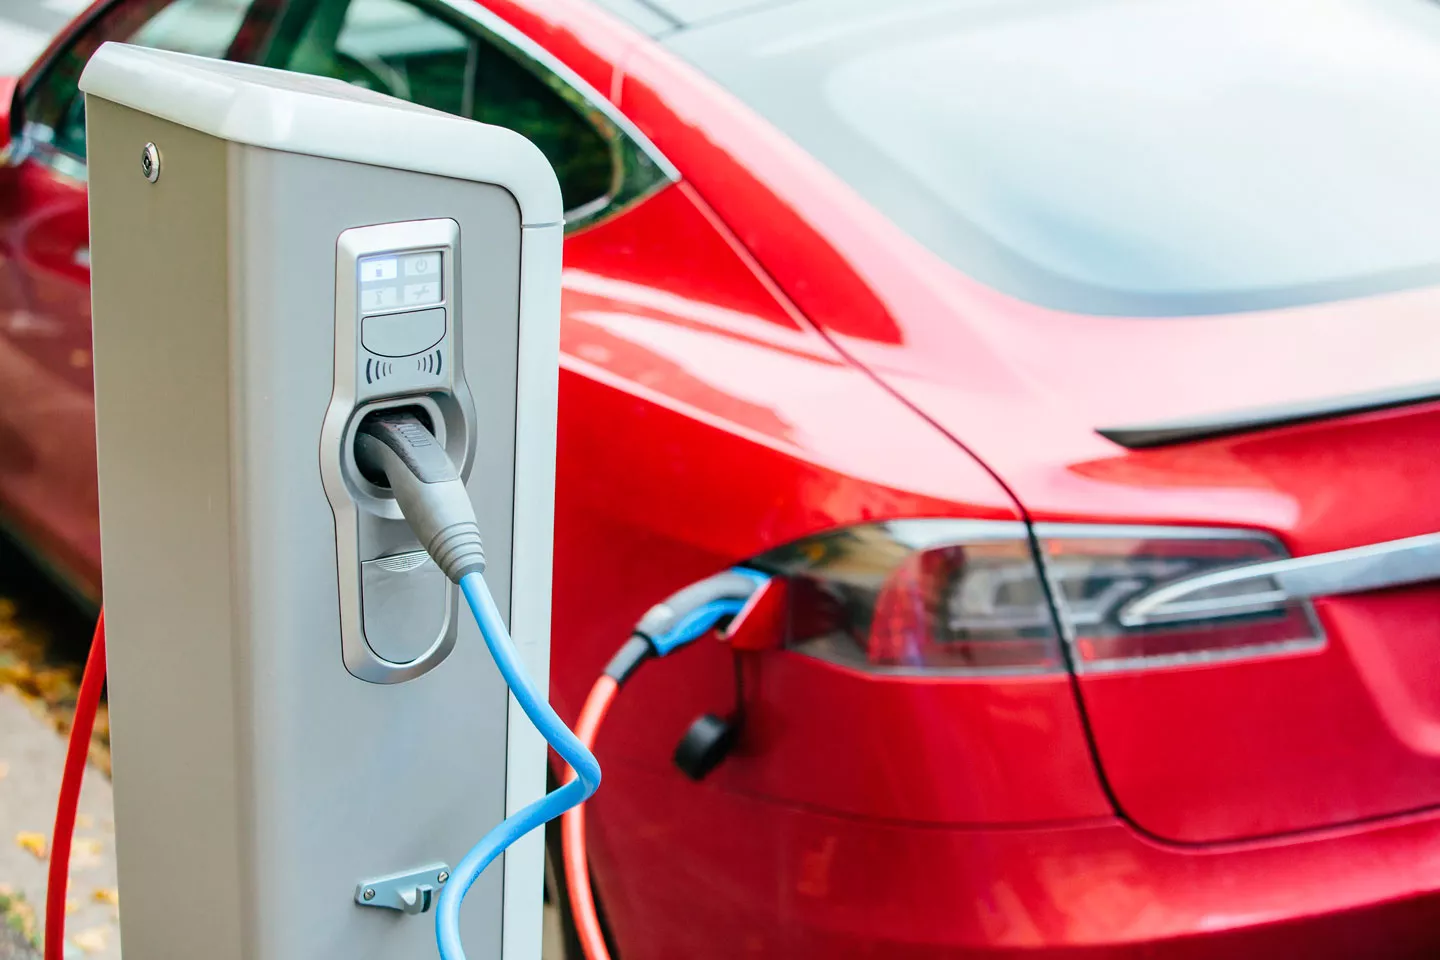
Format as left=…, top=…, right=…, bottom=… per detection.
left=587, top=0, right=804, bottom=35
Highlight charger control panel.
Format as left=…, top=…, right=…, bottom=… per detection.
left=320, top=218, right=477, bottom=684
left=354, top=247, right=452, bottom=401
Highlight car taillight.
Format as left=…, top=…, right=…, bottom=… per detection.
left=754, top=520, right=1065, bottom=675
left=1033, top=524, right=1324, bottom=672
left=755, top=520, right=1324, bottom=676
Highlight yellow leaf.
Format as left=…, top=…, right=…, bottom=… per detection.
left=70, top=837, right=103, bottom=871
left=72, top=926, right=109, bottom=954
left=15, top=830, right=46, bottom=859
left=6, top=896, right=35, bottom=939
left=65, top=899, right=80, bottom=915
left=91, top=888, right=119, bottom=907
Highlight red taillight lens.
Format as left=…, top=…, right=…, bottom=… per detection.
left=757, top=520, right=1066, bottom=675
left=758, top=520, right=1324, bottom=676
left=1034, top=524, right=1324, bottom=672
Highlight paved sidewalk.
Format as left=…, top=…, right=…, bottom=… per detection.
left=0, top=690, right=120, bottom=960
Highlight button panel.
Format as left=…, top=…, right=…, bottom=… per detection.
left=362, top=307, right=446, bottom=358
left=326, top=218, right=467, bottom=684
left=359, top=251, right=443, bottom=311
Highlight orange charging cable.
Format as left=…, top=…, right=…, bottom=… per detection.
left=560, top=572, right=776, bottom=960
left=46, top=608, right=106, bottom=960
left=562, top=675, right=621, bottom=960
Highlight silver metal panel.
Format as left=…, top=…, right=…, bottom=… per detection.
left=361, top=552, right=449, bottom=665
left=89, top=95, right=524, bottom=958
left=320, top=218, right=474, bottom=684
left=89, top=101, right=249, bottom=960
left=234, top=146, right=518, bottom=959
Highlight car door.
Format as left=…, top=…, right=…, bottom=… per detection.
left=0, top=0, right=274, bottom=592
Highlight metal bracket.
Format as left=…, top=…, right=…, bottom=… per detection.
left=355, top=863, right=451, bottom=915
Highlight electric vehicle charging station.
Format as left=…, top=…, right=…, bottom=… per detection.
left=79, top=42, right=563, bottom=959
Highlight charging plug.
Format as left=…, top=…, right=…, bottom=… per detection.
left=674, top=713, right=736, bottom=781
left=354, top=410, right=486, bottom=582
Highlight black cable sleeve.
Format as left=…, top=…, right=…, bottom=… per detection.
left=603, top=635, right=655, bottom=686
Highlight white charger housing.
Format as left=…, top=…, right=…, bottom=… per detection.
left=82, top=42, right=561, bottom=960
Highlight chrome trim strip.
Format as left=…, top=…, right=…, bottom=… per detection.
left=1098, top=380, right=1440, bottom=449
left=15, top=121, right=87, bottom=183
left=1120, top=531, right=1440, bottom=625
left=1032, top=522, right=1279, bottom=542
left=1076, top=637, right=1325, bottom=675
left=430, top=0, right=680, bottom=232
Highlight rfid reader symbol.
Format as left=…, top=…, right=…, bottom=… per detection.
left=365, top=357, right=395, bottom=384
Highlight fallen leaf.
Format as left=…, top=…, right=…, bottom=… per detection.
left=91, top=888, right=118, bottom=908
left=69, top=837, right=103, bottom=871
left=31, top=666, right=77, bottom=704
left=1, top=891, right=36, bottom=940
left=74, top=814, right=94, bottom=830
left=16, top=831, right=46, bottom=859
left=71, top=926, right=108, bottom=954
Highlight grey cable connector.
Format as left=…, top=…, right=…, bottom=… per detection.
left=354, top=410, right=486, bottom=583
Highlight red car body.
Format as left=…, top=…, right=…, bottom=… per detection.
left=4, top=0, right=1440, bottom=956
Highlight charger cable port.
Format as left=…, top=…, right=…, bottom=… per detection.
left=354, top=409, right=485, bottom=582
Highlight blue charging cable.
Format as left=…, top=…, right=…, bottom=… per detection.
left=436, top=572, right=602, bottom=959
left=437, top=569, right=766, bottom=955
left=352, top=410, right=767, bottom=959
left=351, top=410, right=599, bottom=959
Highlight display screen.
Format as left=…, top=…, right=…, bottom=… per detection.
left=358, top=251, right=443, bottom=312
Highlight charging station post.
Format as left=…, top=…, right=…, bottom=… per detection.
left=80, top=42, right=562, bottom=959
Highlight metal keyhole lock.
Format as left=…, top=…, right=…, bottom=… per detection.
left=140, top=142, right=160, bottom=183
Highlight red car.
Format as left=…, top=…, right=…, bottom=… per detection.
left=6, top=0, right=1440, bottom=956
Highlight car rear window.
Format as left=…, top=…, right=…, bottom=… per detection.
left=669, top=0, right=1440, bottom=316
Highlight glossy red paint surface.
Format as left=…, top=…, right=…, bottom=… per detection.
left=610, top=14, right=1440, bottom=844
left=3, top=0, right=1440, bottom=956
left=0, top=155, right=99, bottom=593
left=547, top=180, right=1022, bottom=718
left=1072, top=405, right=1440, bottom=843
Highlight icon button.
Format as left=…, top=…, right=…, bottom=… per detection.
left=361, top=287, right=399, bottom=311
left=359, top=257, right=398, bottom=282
left=403, top=253, right=440, bottom=278
left=404, top=282, right=440, bottom=305
left=360, top=287, right=400, bottom=309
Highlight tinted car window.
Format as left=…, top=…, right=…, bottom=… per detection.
left=670, top=0, right=1440, bottom=316
left=285, top=0, right=472, bottom=114
left=23, top=0, right=258, bottom=165
left=273, top=0, right=613, bottom=212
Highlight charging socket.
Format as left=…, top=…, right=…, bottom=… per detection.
left=341, top=394, right=465, bottom=514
